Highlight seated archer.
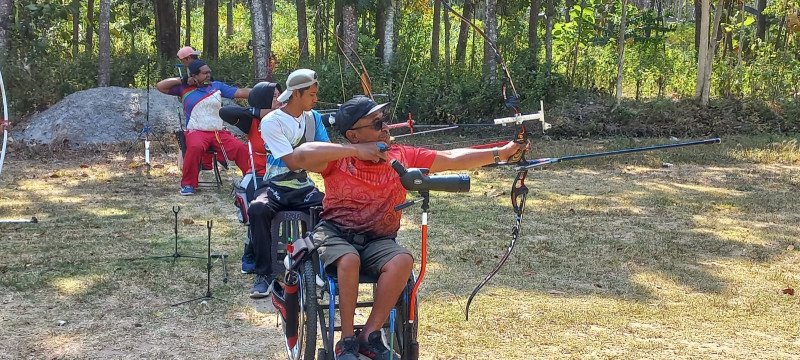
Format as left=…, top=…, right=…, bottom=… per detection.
left=286, top=97, right=521, bottom=360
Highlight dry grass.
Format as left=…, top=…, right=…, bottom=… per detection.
left=1, top=135, right=800, bottom=359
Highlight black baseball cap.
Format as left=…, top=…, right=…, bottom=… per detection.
left=333, top=97, right=389, bottom=136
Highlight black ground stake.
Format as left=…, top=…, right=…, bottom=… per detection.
left=172, top=220, right=227, bottom=306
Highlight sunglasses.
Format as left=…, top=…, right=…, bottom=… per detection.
left=350, top=114, right=386, bottom=131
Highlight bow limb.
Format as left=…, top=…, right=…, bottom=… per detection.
left=465, top=169, right=528, bottom=321
left=316, top=10, right=374, bottom=100
left=0, top=67, right=9, bottom=178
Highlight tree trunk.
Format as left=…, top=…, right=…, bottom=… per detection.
left=342, top=2, right=358, bottom=59
left=154, top=0, right=179, bottom=58
left=251, top=0, right=268, bottom=81
left=0, top=0, right=9, bottom=52
left=265, top=0, right=274, bottom=59
left=204, top=0, right=219, bottom=58
left=128, top=0, right=135, bottom=52
left=85, top=0, right=94, bottom=54
left=484, top=0, right=498, bottom=84
left=185, top=0, right=192, bottom=46
left=615, top=0, right=627, bottom=105
left=314, top=0, right=323, bottom=62
left=756, top=0, right=766, bottom=40
left=695, top=0, right=710, bottom=101
left=444, top=6, right=451, bottom=80
left=455, top=0, right=474, bottom=65
left=432, top=0, right=441, bottom=68
left=545, top=0, right=554, bottom=76
left=176, top=0, right=182, bottom=45
left=702, top=0, right=724, bottom=103
left=694, top=0, right=701, bottom=53
left=529, top=0, right=541, bottom=65
left=375, top=0, right=385, bottom=62
left=334, top=0, right=342, bottom=51
left=570, top=0, right=586, bottom=86
left=297, top=0, right=309, bottom=62
left=72, top=0, right=80, bottom=58
left=393, top=0, right=400, bottom=53
left=227, top=0, right=233, bottom=39
left=98, top=0, right=111, bottom=87
left=383, top=0, right=394, bottom=68
left=565, top=0, right=573, bottom=22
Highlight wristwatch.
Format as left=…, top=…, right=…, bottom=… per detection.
left=493, top=148, right=501, bottom=163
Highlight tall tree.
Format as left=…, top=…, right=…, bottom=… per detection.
left=251, top=0, right=268, bottom=80
left=154, top=0, right=178, bottom=58
left=71, top=0, right=80, bottom=58
left=227, top=0, right=233, bottom=38
left=570, top=0, right=587, bottom=86
left=444, top=6, right=451, bottom=79
left=455, top=0, right=475, bottom=65
left=0, top=0, right=10, bottom=52
left=545, top=0, right=555, bottom=76
left=383, top=0, right=394, bottom=67
left=204, top=0, right=220, bottom=58
left=615, top=0, right=628, bottom=105
left=756, top=0, right=766, bottom=40
left=695, top=0, right=724, bottom=105
left=484, top=0, right=498, bottom=83
left=432, top=0, right=441, bottom=67
left=298, top=0, right=310, bottom=61
left=529, top=0, right=542, bottom=64
left=185, top=0, right=191, bottom=46
left=342, top=0, right=358, bottom=58
left=265, top=0, right=274, bottom=61
left=176, top=0, right=182, bottom=44
left=86, top=0, right=95, bottom=53
left=694, top=0, right=701, bottom=52
left=98, top=0, right=111, bottom=86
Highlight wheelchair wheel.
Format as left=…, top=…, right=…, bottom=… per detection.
left=284, top=259, right=318, bottom=360
left=387, top=277, right=419, bottom=360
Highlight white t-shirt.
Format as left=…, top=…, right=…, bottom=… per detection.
left=259, top=109, right=321, bottom=187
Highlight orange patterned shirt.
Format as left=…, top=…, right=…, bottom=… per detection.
left=319, top=145, right=437, bottom=238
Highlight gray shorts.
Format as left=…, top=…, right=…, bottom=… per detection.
left=312, top=221, right=412, bottom=278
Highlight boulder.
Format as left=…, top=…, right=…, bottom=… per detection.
left=14, top=86, right=242, bottom=146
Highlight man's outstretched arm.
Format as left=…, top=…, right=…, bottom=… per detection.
left=429, top=141, right=521, bottom=173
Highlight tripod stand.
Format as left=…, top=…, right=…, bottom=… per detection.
left=172, top=220, right=228, bottom=306
left=151, top=206, right=204, bottom=260
left=125, top=55, right=168, bottom=166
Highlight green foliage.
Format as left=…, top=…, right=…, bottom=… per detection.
left=2, top=0, right=799, bottom=134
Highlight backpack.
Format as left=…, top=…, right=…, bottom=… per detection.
left=233, top=172, right=262, bottom=224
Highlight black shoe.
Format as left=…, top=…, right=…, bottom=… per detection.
left=359, top=330, right=400, bottom=360
left=334, top=336, right=360, bottom=360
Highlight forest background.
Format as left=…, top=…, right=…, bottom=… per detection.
left=0, top=0, right=798, bottom=137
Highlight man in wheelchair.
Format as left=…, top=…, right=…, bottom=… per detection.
left=286, top=97, right=521, bottom=360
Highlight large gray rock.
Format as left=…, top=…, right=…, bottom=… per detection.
left=14, top=86, right=242, bottom=146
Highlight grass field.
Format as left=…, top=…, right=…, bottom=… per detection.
left=1, top=134, right=799, bottom=359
